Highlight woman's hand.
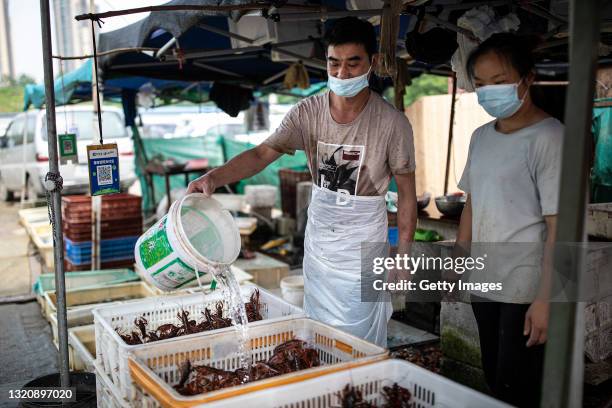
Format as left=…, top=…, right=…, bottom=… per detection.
left=187, top=173, right=216, bottom=197
left=524, top=299, right=550, bottom=347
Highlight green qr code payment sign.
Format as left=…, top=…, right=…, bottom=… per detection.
left=58, top=133, right=78, bottom=164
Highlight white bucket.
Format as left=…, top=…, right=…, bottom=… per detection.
left=135, top=194, right=241, bottom=291
left=280, top=275, right=304, bottom=307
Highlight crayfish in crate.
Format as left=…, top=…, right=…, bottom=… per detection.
left=116, top=289, right=263, bottom=344
left=335, top=383, right=413, bottom=408
left=174, top=339, right=321, bottom=396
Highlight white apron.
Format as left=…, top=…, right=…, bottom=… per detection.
left=303, top=184, right=393, bottom=347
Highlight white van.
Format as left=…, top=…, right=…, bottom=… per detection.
left=0, top=106, right=136, bottom=200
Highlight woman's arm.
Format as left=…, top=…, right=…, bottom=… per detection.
left=455, top=195, right=473, bottom=256
left=524, top=215, right=556, bottom=347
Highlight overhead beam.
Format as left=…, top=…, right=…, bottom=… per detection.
left=155, top=37, right=177, bottom=59
left=276, top=9, right=382, bottom=21
left=198, top=23, right=257, bottom=44
left=167, top=45, right=264, bottom=60
left=193, top=61, right=243, bottom=78
left=75, top=3, right=325, bottom=21
left=111, top=60, right=183, bottom=70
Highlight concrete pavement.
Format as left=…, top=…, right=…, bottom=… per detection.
left=0, top=201, right=42, bottom=300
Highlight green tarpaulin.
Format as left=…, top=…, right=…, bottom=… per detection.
left=133, top=129, right=225, bottom=212
left=223, top=138, right=309, bottom=200
left=134, top=132, right=309, bottom=212
left=592, top=98, right=612, bottom=203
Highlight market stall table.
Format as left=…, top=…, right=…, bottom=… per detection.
left=233, top=252, right=290, bottom=289
left=417, top=200, right=461, bottom=241
left=144, top=159, right=209, bottom=212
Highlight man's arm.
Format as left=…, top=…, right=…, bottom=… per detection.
left=187, top=144, right=282, bottom=195
left=395, top=172, right=417, bottom=256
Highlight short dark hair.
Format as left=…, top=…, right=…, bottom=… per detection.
left=466, top=33, right=539, bottom=81
left=324, top=17, right=377, bottom=58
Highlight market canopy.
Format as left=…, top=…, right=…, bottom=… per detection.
left=91, top=0, right=612, bottom=87
left=22, top=57, right=328, bottom=113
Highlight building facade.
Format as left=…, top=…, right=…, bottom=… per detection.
left=52, top=0, right=95, bottom=71
left=0, top=0, right=15, bottom=83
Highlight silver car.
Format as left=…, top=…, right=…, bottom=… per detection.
left=0, top=106, right=136, bottom=200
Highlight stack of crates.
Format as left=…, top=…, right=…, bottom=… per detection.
left=62, top=194, right=142, bottom=271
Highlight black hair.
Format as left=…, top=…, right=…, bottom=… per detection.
left=466, top=33, right=539, bottom=81
left=324, top=17, right=377, bottom=58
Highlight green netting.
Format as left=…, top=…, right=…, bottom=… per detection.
left=222, top=138, right=309, bottom=198
left=592, top=99, right=612, bottom=203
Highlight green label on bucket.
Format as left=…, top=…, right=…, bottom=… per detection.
left=139, top=218, right=173, bottom=269
left=151, top=258, right=197, bottom=288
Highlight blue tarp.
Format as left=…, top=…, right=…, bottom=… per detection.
left=23, top=59, right=201, bottom=110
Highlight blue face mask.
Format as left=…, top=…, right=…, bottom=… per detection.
left=327, top=65, right=372, bottom=98
left=475, top=79, right=526, bottom=119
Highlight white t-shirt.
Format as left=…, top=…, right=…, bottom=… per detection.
left=458, top=117, right=564, bottom=303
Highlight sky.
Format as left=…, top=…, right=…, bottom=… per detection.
left=9, top=0, right=167, bottom=82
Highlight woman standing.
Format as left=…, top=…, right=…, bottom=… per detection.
left=456, top=33, right=563, bottom=407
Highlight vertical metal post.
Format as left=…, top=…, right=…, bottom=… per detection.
left=444, top=73, right=457, bottom=196
left=90, top=0, right=102, bottom=271
left=540, top=0, right=602, bottom=406
left=39, top=0, right=70, bottom=387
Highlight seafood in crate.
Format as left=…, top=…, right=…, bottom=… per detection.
left=93, top=285, right=303, bottom=400
left=337, top=383, right=413, bottom=408
left=116, top=289, right=264, bottom=345
left=201, top=359, right=511, bottom=408
left=175, top=339, right=320, bottom=395
left=127, top=318, right=388, bottom=407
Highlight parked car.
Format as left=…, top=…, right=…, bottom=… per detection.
left=0, top=106, right=136, bottom=200
left=0, top=113, right=17, bottom=137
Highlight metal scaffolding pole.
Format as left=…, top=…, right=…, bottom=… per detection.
left=39, top=0, right=70, bottom=387
left=540, top=0, right=602, bottom=406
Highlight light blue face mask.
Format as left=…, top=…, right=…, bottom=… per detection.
left=327, top=65, right=372, bottom=98
left=475, top=79, right=527, bottom=119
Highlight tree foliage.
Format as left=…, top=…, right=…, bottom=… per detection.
left=0, top=75, right=37, bottom=113
left=403, top=74, right=449, bottom=107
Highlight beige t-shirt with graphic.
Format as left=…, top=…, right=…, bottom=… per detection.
left=263, top=91, right=415, bottom=196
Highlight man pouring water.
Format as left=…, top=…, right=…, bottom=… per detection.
left=188, top=17, right=417, bottom=347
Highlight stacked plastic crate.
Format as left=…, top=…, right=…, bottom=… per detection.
left=62, top=194, right=142, bottom=271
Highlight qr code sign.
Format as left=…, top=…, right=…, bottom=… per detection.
left=96, top=165, right=113, bottom=185
left=62, top=139, right=74, bottom=154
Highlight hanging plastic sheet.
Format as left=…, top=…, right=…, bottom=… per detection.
left=222, top=137, right=308, bottom=202
left=133, top=127, right=226, bottom=211
left=592, top=98, right=612, bottom=203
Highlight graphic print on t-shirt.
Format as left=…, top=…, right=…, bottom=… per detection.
left=316, top=141, right=365, bottom=195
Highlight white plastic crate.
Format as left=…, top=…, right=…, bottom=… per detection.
left=68, top=325, right=96, bottom=372
left=94, top=284, right=303, bottom=400
left=95, top=361, right=159, bottom=408
left=44, top=282, right=158, bottom=326
left=128, top=317, right=388, bottom=408
left=202, top=359, right=511, bottom=408
left=96, top=362, right=130, bottom=408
